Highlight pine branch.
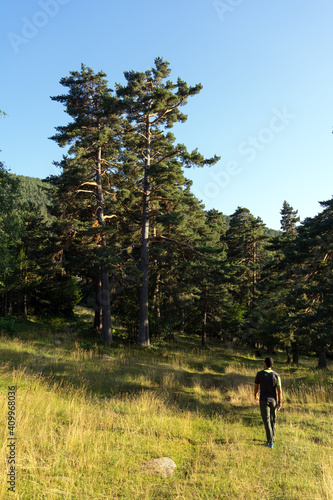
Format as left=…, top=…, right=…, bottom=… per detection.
left=152, top=234, right=197, bottom=253
left=150, top=98, right=186, bottom=125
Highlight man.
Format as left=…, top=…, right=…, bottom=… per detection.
left=254, top=357, right=282, bottom=449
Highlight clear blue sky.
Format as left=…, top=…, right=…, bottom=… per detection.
left=1, top=0, right=333, bottom=230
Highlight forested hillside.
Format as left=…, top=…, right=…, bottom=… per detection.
left=0, top=61, right=332, bottom=368
left=11, top=174, right=53, bottom=223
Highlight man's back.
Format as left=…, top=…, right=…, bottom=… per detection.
left=255, top=369, right=280, bottom=402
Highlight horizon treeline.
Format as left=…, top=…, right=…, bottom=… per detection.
left=0, top=60, right=332, bottom=367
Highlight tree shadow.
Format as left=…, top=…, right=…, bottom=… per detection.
left=0, top=339, right=263, bottom=427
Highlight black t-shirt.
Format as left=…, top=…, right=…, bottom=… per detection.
left=255, top=369, right=280, bottom=403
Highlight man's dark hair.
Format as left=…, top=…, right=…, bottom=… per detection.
left=265, top=357, right=274, bottom=368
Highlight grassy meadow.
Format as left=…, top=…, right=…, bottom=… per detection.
left=0, top=308, right=332, bottom=499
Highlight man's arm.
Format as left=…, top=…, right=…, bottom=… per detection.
left=254, top=383, right=259, bottom=402
left=277, top=385, right=282, bottom=411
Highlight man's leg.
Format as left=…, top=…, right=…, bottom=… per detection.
left=269, top=401, right=277, bottom=444
left=260, top=401, right=273, bottom=444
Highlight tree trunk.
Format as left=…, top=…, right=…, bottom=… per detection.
left=138, top=178, right=150, bottom=346
left=17, top=297, right=21, bottom=318
left=23, top=295, right=27, bottom=320
left=138, top=117, right=151, bottom=347
left=180, top=308, right=185, bottom=333
left=96, top=145, right=112, bottom=344
left=201, top=287, right=208, bottom=347
left=318, top=350, right=327, bottom=369
left=292, top=346, right=299, bottom=364
left=201, top=315, right=206, bottom=347
left=286, top=348, right=291, bottom=365
left=252, top=235, right=257, bottom=309
left=8, top=291, right=13, bottom=316
left=94, top=271, right=102, bottom=331
left=100, top=268, right=112, bottom=343
left=23, top=275, right=28, bottom=320
left=152, top=272, right=161, bottom=319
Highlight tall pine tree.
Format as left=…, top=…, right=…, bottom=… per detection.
left=50, top=65, right=122, bottom=343
left=116, top=57, right=219, bottom=347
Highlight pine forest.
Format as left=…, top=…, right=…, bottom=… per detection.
left=1, top=59, right=332, bottom=368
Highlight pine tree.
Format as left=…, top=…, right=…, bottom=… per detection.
left=289, top=199, right=333, bottom=367
left=151, top=182, right=208, bottom=340
left=257, top=201, right=300, bottom=359
left=225, top=207, right=267, bottom=342
left=116, top=57, right=219, bottom=347
left=280, top=200, right=300, bottom=237
left=50, top=64, right=122, bottom=343
left=196, top=209, right=229, bottom=346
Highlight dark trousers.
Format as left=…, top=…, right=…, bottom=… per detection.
left=260, top=400, right=277, bottom=444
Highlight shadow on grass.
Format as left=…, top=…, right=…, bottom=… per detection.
left=0, top=336, right=261, bottom=426
left=0, top=317, right=299, bottom=424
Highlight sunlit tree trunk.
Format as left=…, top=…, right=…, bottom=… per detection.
left=138, top=118, right=151, bottom=347
left=96, top=145, right=112, bottom=344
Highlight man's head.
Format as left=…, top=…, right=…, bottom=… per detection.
left=264, top=357, right=274, bottom=369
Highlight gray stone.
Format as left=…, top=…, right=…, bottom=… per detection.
left=143, top=457, right=176, bottom=477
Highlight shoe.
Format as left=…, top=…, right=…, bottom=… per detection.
left=264, top=442, right=269, bottom=446
left=268, top=444, right=274, bottom=449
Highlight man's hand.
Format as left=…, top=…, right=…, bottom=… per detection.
left=254, top=383, right=259, bottom=403
left=277, top=386, right=282, bottom=411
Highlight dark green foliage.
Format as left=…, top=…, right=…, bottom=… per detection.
left=0, top=159, right=82, bottom=319
left=288, top=199, right=333, bottom=365
left=280, top=200, right=300, bottom=236
left=257, top=199, right=333, bottom=365
left=256, top=201, right=301, bottom=356
left=224, top=207, right=268, bottom=342
left=0, top=163, right=21, bottom=288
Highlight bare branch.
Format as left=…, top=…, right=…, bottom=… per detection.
left=76, top=189, right=96, bottom=195
left=129, top=130, right=148, bottom=141
left=103, top=189, right=116, bottom=196
left=152, top=235, right=197, bottom=253
left=78, top=181, right=98, bottom=188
